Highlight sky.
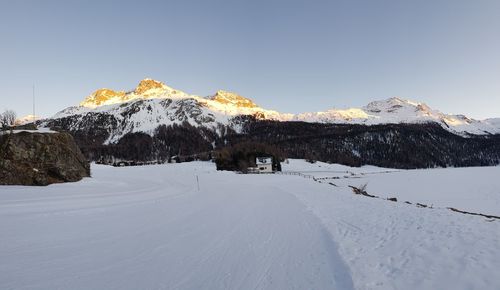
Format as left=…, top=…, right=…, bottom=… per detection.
left=0, top=0, right=499, bottom=119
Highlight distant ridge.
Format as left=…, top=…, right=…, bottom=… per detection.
left=47, top=78, right=500, bottom=140
left=37, top=79, right=500, bottom=169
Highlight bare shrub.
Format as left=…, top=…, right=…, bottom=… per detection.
left=0, top=110, right=17, bottom=128
left=0, top=110, right=17, bottom=130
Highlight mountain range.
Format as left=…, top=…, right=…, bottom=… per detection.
left=48, top=79, right=500, bottom=141
left=40, top=79, right=500, bottom=168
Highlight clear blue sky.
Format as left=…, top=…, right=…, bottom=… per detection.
left=1, top=0, right=499, bottom=119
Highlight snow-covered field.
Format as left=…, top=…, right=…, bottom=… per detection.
left=1, top=160, right=499, bottom=289
left=283, top=159, right=500, bottom=215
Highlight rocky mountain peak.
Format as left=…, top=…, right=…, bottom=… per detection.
left=211, top=90, right=258, bottom=108
left=364, top=97, right=421, bottom=113
left=134, top=78, right=167, bottom=95
left=79, top=79, right=186, bottom=108
left=54, top=79, right=500, bottom=138
left=80, top=88, right=126, bottom=107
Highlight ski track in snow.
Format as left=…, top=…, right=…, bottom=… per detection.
left=1, top=161, right=500, bottom=290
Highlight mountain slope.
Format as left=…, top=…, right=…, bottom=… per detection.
left=44, top=79, right=500, bottom=142
left=236, top=121, right=500, bottom=169
left=294, top=97, right=500, bottom=135
left=39, top=79, right=500, bottom=168
left=49, top=79, right=289, bottom=143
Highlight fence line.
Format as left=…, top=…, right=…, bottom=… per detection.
left=276, top=171, right=318, bottom=180
left=277, top=171, right=356, bottom=181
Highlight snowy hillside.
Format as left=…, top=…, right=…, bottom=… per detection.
left=42, top=79, right=500, bottom=143
left=78, top=79, right=288, bottom=121
left=49, top=79, right=289, bottom=143
left=294, top=97, right=500, bottom=135
left=1, top=161, right=499, bottom=289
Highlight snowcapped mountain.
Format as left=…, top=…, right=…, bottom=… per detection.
left=16, top=115, right=42, bottom=125
left=50, top=79, right=288, bottom=143
left=293, top=97, right=500, bottom=135
left=76, top=79, right=286, bottom=120
left=43, top=78, right=500, bottom=144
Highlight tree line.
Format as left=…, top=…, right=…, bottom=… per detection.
left=43, top=112, right=500, bottom=169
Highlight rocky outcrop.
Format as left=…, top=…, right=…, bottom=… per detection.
left=80, top=88, right=126, bottom=107
left=134, top=78, right=167, bottom=95
left=0, top=131, right=90, bottom=186
left=210, top=90, right=258, bottom=108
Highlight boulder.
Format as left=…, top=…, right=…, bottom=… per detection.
left=0, top=131, right=90, bottom=186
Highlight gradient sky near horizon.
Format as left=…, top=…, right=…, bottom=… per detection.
left=1, top=0, right=499, bottom=119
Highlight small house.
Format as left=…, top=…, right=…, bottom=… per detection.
left=254, top=157, right=273, bottom=173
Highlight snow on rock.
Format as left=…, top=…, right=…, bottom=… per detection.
left=8, top=127, right=58, bottom=134
left=209, top=90, right=259, bottom=108
left=485, top=117, right=500, bottom=129
left=79, top=79, right=191, bottom=108
left=47, top=79, right=500, bottom=141
left=0, top=127, right=58, bottom=136
left=292, top=97, right=500, bottom=135
left=46, top=79, right=293, bottom=143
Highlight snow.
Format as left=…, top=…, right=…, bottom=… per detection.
left=283, top=159, right=500, bottom=215
left=344, top=166, right=500, bottom=215
left=1, top=161, right=499, bottom=289
left=283, top=160, right=500, bottom=289
left=16, top=115, right=42, bottom=125
left=79, top=80, right=192, bottom=108
left=47, top=79, right=500, bottom=142
left=0, top=127, right=57, bottom=135
left=289, top=182, right=500, bottom=290
left=292, top=97, right=500, bottom=135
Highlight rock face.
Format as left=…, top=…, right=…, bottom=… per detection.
left=0, top=131, right=90, bottom=186
left=210, top=90, right=259, bottom=108
left=81, top=88, right=127, bottom=107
